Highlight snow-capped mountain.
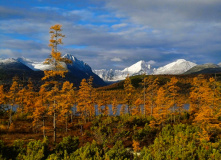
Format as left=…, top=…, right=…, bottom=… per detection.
left=16, top=54, right=91, bottom=72
left=94, top=59, right=197, bottom=81
left=17, top=57, right=59, bottom=71
left=153, top=59, right=197, bottom=75
left=0, top=55, right=106, bottom=87
left=0, top=58, right=17, bottom=64
left=63, top=54, right=91, bottom=72
left=0, top=58, right=33, bottom=71
left=93, top=60, right=152, bottom=81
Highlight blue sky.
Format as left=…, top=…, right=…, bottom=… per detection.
left=1, top=0, right=221, bottom=69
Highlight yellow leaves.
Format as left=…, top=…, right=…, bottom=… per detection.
left=166, top=77, right=180, bottom=99
left=149, top=120, right=156, bottom=129
left=198, top=128, right=211, bottom=143
left=124, top=75, right=135, bottom=110
left=209, top=77, right=215, bottom=83
left=112, top=98, right=118, bottom=116
left=9, top=122, right=15, bottom=132
left=124, top=76, right=135, bottom=93
left=40, top=126, right=50, bottom=131
left=58, top=38, right=63, bottom=44
left=50, top=24, right=62, bottom=31
left=8, top=77, right=19, bottom=105
left=62, top=81, right=73, bottom=91
left=50, top=39, right=56, bottom=43
left=57, top=33, right=65, bottom=37
left=154, top=86, right=168, bottom=125
left=0, top=85, right=5, bottom=105
left=49, top=24, right=64, bottom=51
left=132, top=98, right=142, bottom=116
left=77, top=78, right=95, bottom=119
left=48, top=43, right=54, bottom=47
left=190, top=75, right=221, bottom=136
left=132, top=140, right=141, bottom=152
left=51, top=52, right=62, bottom=61
left=134, top=98, right=142, bottom=106
left=0, top=124, right=7, bottom=131
left=120, top=104, right=126, bottom=115
left=42, top=70, right=67, bottom=80
left=43, top=24, right=70, bottom=81
left=59, top=81, right=75, bottom=122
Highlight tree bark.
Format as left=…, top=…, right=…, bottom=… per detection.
left=53, top=100, right=56, bottom=142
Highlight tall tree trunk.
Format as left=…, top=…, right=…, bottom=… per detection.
left=53, top=100, right=56, bottom=142
left=173, top=96, right=176, bottom=123
left=9, top=105, right=13, bottom=126
left=66, top=113, right=68, bottom=132
left=43, top=117, right=46, bottom=138
left=150, top=92, right=153, bottom=117
left=144, top=84, right=146, bottom=116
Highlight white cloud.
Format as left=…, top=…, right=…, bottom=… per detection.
left=147, top=60, right=156, bottom=65
left=112, top=23, right=128, bottom=29
left=0, top=49, right=14, bottom=57
left=111, top=57, right=122, bottom=62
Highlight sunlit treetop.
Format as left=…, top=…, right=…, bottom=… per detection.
left=42, top=24, right=72, bottom=81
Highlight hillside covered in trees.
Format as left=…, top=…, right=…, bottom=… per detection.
left=1, top=71, right=221, bottom=159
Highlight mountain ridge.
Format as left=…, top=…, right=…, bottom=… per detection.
left=94, top=59, right=197, bottom=81
left=93, top=60, right=152, bottom=81
left=0, top=55, right=106, bottom=87
left=153, top=59, right=197, bottom=75
left=2, top=56, right=221, bottom=84
left=184, top=63, right=221, bottom=74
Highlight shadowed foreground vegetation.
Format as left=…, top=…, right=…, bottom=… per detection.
left=1, top=114, right=221, bottom=160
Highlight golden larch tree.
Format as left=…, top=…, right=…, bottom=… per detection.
left=87, top=76, right=96, bottom=118
left=32, top=84, right=49, bottom=138
left=155, top=86, right=168, bottom=126
left=124, top=75, right=135, bottom=115
left=145, top=77, right=159, bottom=117
left=24, top=78, right=36, bottom=116
left=193, top=77, right=221, bottom=135
left=133, top=98, right=142, bottom=116
left=7, top=76, right=19, bottom=126
left=165, top=77, right=180, bottom=123
left=77, top=79, right=91, bottom=122
left=41, top=24, right=71, bottom=142
left=17, top=84, right=26, bottom=114
left=189, top=74, right=208, bottom=115
left=112, top=98, right=118, bottom=116
left=0, top=85, right=6, bottom=114
left=42, top=24, right=71, bottom=81
left=60, top=81, right=75, bottom=132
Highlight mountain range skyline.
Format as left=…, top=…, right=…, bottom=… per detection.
left=1, top=54, right=221, bottom=82
left=1, top=54, right=220, bottom=71
left=1, top=0, right=221, bottom=70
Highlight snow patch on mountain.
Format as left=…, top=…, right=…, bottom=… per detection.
left=16, top=57, right=53, bottom=71
left=63, top=54, right=92, bottom=72
left=93, top=60, right=152, bottom=81
left=16, top=54, right=91, bottom=73
left=0, top=58, right=17, bottom=64
left=94, top=59, right=197, bottom=81
left=153, top=59, right=197, bottom=75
